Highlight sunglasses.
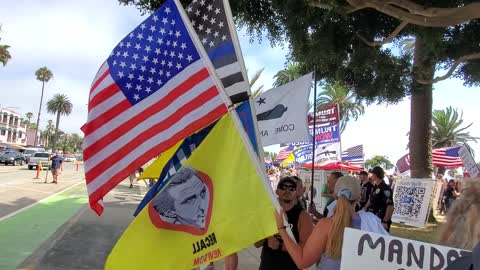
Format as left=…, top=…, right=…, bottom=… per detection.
left=279, top=184, right=296, bottom=192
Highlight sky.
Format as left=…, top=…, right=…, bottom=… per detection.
left=0, top=0, right=479, bottom=164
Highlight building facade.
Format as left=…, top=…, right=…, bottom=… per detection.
left=0, top=109, right=28, bottom=151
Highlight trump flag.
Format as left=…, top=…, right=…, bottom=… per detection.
left=82, top=0, right=229, bottom=215
left=106, top=113, right=277, bottom=269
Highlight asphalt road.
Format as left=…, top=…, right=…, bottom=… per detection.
left=0, top=162, right=86, bottom=219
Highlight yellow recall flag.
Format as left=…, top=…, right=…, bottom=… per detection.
left=106, top=114, right=277, bottom=269
left=139, top=140, right=183, bottom=180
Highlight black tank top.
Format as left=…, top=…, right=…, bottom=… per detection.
left=259, top=203, right=303, bottom=270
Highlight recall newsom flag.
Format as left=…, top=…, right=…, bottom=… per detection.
left=254, top=73, right=312, bottom=146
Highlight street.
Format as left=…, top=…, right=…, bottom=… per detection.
left=0, top=162, right=85, bottom=219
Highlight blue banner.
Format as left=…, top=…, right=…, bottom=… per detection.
left=292, top=145, right=313, bottom=164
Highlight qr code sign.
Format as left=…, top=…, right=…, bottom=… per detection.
left=393, top=186, right=426, bottom=219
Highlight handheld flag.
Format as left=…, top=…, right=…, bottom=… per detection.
left=82, top=0, right=229, bottom=215
left=255, top=73, right=312, bottom=146
left=186, top=0, right=250, bottom=103
left=106, top=113, right=277, bottom=269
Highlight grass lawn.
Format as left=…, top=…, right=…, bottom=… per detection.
left=390, top=221, right=443, bottom=244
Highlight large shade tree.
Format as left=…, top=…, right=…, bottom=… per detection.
left=117, top=0, right=480, bottom=178
left=34, top=67, right=53, bottom=146
left=46, top=94, right=73, bottom=152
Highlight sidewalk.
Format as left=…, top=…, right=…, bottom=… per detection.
left=17, top=181, right=265, bottom=270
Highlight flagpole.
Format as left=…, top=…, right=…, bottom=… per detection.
left=174, top=0, right=295, bottom=241
left=310, top=67, right=317, bottom=204
left=223, top=0, right=265, bottom=163
left=337, top=103, right=343, bottom=166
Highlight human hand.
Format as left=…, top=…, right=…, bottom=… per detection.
left=267, top=236, right=280, bottom=250
left=383, top=222, right=389, bottom=230
left=308, top=202, right=317, bottom=215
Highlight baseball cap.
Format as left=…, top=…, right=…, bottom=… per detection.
left=334, top=176, right=361, bottom=201
left=278, top=177, right=297, bottom=188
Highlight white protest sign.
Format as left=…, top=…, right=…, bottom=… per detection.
left=299, top=169, right=328, bottom=214
left=341, top=228, right=471, bottom=270
left=458, top=145, right=480, bottom=177
left=314, top=141, right=341, bottom=164
left=392, top=178, right=435, bottom=228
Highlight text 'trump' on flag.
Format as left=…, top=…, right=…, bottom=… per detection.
left=82, top=0, right=228, bottom=215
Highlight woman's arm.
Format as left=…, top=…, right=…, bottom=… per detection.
left=276, top=211, right=330, bottom=269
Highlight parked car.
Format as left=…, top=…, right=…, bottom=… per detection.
left=64, top=154, right=76, bottom=162
left=28, top=152, right=51, bottom=170
left=0, top=151, right=26, bottom=166
left=23, top=147, right=46, bottom=163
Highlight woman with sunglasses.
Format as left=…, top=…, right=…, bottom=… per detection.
left=274, top=176, right=388, bottom=270
left=256, top=177, right=313, bottom=270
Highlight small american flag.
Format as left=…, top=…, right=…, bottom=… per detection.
left=396, top=146, right=464, bottom=173
left=341, top=145, right=364, bottom=167
left=276, top=145, right=294, bottom=161
left=186, top=0, right=249, bottom=103
left=82, top=0, right=227, bottom=215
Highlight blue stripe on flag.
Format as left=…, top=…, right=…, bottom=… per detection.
left=207, top=41, right=235, bottom=62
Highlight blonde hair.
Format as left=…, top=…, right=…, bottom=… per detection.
left=326, top=196, right=353, bottom=258
left=439, top=177, right=480, bottom=250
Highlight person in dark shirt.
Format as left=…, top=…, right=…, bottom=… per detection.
left=50, top=152, right=64, bottom=184
left=363, top=166, right=394, bottom=232
left=356, top=170, right=374, bottom=212
left=443, top=180, right=460, bottom=212
left=256, top=177, right=313, bottom=270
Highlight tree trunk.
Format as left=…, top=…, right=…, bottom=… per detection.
left=34, top=81, right=45, bottom=147
left=51, top=113, right=61, bottom=152
left=409, top=33, right=435, bottom=178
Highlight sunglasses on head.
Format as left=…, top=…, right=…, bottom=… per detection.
left=279, top=184, right=296, bottom=192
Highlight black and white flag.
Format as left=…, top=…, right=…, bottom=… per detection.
left=187, top=0, right=250, bottom=104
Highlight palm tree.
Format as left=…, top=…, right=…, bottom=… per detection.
left=316, top=82, right=364, bottom=133
left=0, top=25, right=11, bottom=66
left=45, top=119, right=54, bottom=147
left=273, top=62, right=302, bottom=87
left=34, top=67, right=53, bottom=146
left=249, top=68, right=265, bottom=97
left=47, top=94, right=73, bottom=152
left=432, top=106, right=479, bottom=149
left=25, top=112, right=33, bottom=126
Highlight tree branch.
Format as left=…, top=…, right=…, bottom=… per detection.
left=417, top=52, right=480, bottom=84
left=357, top=21, right=408, bottom=46
left=344, top=0, right=480, bottom=27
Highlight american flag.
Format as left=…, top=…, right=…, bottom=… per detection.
left=186, top=0, right=249, bottom=104
left=82, top=0, right=228, bottom=215
left=395, top=146, right=464, bottom=173
left=341, top=145, right=364, bottom=167
left=276, top=145, right=294, bottom=161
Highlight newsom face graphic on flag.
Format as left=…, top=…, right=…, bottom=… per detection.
left=151, top=166, right=212, bottom=231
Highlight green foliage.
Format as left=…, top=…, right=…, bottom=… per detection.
left=47, top=94, right=73, bottom=150
left=35, top=67, right=53, bottom=83
left=0, top=25, right=11, bottom=66
left=365, top=155, right=394, bottom=170
left=432, top=106, right=479, bottom=148
left=273, top=62, right=302, bottom=87
left=249, top=68, right=265, bottom=97
left=316, top=81, right=364, bottom=133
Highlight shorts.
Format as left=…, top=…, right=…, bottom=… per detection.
left=52, top=168, right=61, bottom=176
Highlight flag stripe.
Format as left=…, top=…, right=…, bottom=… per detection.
left=84, top=60, right=207, bottom=148
left=221, top=72, right=244, bottom=88
left=90, top=73, right=115, bottom=102
left=229, top=88, right=249, bottom=104
left=83, top=99, right=131, bottom=136
left=88, top=83, right=123, bottom=113
left=90, top=62, right=108, bottom=90
left=207, top=41, right=235, bottom=66
left=87, top=101, right=226, bottom=196
left=216, top=61, right=241, bottom=78
left=87, top=92, right=128, bottom=123
left=85, top=86, right=222, bottom=182
left=84, top=78, right=218, bottom=172
left=90, top=68, right=110, bottom=95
